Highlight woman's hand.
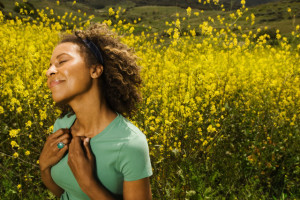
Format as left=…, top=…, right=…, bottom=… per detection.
left=68, top=137, right=116, bottom=200
left=39, top=129, right=71, bottom=171
left=68, top=136, right=95, bottom=190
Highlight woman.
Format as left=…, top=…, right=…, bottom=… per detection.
left=39, top=23, right=153, bottom=200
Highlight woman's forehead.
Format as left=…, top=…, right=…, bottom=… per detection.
left=51, top=42, right=81, bottom=59
left=54, top=42, right=80, bottom=54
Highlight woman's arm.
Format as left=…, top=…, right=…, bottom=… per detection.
left=80, top=177, right=152, bottom=200
left=39, top=129, right=71, bottom=197
left=80, top=179, right=116, bottom=200
left=123, top=177, right=152, bottom=200
left=40, top=167, right=64, bottom=197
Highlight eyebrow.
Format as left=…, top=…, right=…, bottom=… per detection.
left=49, top=53, right=70, bottom=66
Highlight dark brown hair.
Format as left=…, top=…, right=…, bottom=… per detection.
left=57, top=23, right=142, bottom=118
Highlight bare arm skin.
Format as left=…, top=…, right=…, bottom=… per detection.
left=40, top=168, right=64, bottom=197
left=78, top=177, right=152, bottom=200
left=68, top=136, right=152, bottom=200
left=123, top=178, right=152, bottom=200
left=39, top=129, right=71, bottom=197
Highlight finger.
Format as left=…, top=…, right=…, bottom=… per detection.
left=57, top=144, right=68, bottom=157
left=83, top=138, right=93, bottom=160
left=56, top=133, right=71, bottom=144
left=68, top=137, right=75, bottom=151
left=59, top=138, right=71, bottom=145
left=80, top=136, right=85, bottom=142
left=69, top=137, right=84, bottom=156
left=50, top=128, right=70, bottom=139
left=50, top=133, right=70, bottom=149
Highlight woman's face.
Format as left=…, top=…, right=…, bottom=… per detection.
left=47, top=42, right=93, bottom=103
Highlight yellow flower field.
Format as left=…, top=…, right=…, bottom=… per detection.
left=0, top=1, right=299, bottom=199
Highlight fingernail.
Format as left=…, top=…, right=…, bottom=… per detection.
left=84, top=138, right=90, bottom=143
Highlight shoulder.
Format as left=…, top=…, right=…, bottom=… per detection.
left=117, top=115, right=152, bottom=181
left=53, top=113, right=76, bottom=133
left=115, top=114, right=146, bottom=137
left=117, top=115, right=150, bottom=158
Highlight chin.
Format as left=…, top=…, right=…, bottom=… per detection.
left=51, top=93, right=72, bottom=105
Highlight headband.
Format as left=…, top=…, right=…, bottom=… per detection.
left=81, top=38, right=104, bottom=66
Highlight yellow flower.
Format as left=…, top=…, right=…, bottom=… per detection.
left=0, top=106, right=4, bottom=114
left=17, top=184, right=22, bottom=189
left=16, top=107, right=22, bottom=113
left=186, top=7, right=192, bottom=17
left=175, top=19, right=180, bottom=29
left=25, top=151, right=30, bottom=156
left=106, top=19, right=112, bottom=26
left=11, top=141, right=19, bottom=148
left=173, top=28, right=180, bottom=40
left=190, top=29, right=196, bottom=37
left=9, top=129, right=20, bottom=138
left=25, top=120, right=32, bottom=127
left=108, top=8, right=115, bottom=16
left=207, top=125, right=216, bottom=133
left=13, top=152, right=19, bottom=158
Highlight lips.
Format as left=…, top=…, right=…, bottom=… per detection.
left=49, top=80, right=65, bottom=88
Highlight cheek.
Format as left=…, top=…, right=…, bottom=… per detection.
left=50, top=64, right=92, bottom=103
left=67, top=69, right=92, bottom=90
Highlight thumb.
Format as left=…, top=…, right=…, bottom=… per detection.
left=83, top=138, right=93, bottom=160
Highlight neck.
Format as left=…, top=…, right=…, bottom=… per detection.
left=68, top=81, right=117, bottom=138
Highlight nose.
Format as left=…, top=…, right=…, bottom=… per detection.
left=46, top=64, right=57, bottom=77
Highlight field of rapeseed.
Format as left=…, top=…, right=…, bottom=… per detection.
left=0, top=1, right=299, bottom=199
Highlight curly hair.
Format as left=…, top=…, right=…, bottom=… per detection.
left=56, top=23, right=142, bottom=118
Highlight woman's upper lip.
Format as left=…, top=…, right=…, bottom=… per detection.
left=49, top=79, right=65, bottom=88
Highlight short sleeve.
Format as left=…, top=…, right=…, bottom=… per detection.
left=118, top=134, right=153, bottom=181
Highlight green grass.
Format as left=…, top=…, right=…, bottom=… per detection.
left=247, top=0, right=300, bottom=34
left=1, top=0, right=299, bottom=36
left=110, top=0, right=300, bottom=36
left=1, top=0, right=96, bottom=20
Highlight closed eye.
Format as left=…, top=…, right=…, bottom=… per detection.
left=59, top=60, right=67, bottom=65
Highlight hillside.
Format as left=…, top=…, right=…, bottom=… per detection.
left=71, top=0, right=282, bottom=10
left=0, top=0, right=299, bottom=36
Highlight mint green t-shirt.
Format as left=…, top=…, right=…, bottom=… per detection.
left=50, top=113, right=153, bottom=200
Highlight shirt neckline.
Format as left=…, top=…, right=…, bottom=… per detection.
left=68, top=112, right=121, bottom=140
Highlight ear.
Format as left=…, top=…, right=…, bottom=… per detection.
left=90, top=64, right=103, bottom=79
